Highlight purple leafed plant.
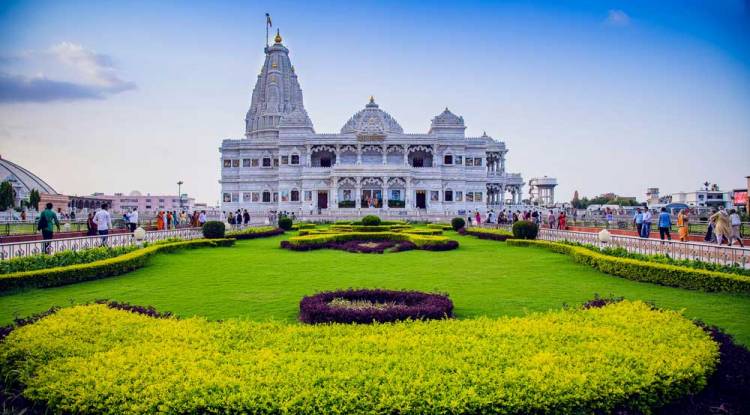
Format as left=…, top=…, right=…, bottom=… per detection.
left=299, top=289, right=454, bottom=324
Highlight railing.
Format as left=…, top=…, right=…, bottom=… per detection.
left=0, top=218, right=198, bottom=237
left=0, top=227, right=204, bottom=260
left=536, top=228, right=750, bottom=269
left=563, top=218, right=749, bottom=239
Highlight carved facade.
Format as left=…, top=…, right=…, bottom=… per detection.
left=219, top=31, right=524, bottom=216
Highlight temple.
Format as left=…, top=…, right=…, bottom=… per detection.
left=219, top=30, right=525, bottom=217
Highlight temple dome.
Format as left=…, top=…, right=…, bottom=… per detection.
left=341, top=97, right=403, bottom=136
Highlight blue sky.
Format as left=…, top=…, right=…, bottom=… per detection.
left=1, top=0, right=748, bottom=204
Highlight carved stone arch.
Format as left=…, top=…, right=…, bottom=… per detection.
left=408, top=145, right=434, bottom=154
left=338, top=177, right=357, bottom=187
left=311, top=145, right=336, bottom=153
left=388, top=177, right=406, bottom=187
left=339, top=145, right=357, bottom=153
left=387, top=145, right=405, bottom=154
left=361, top=177, right=383, bottom=187
left=361, top=145, right=383, bottom=154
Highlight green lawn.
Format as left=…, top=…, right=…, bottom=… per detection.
left=1, top=232, right=749, bottom=345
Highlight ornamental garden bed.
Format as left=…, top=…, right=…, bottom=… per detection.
left=0, top=301, right=722, bottom=414
left=280, top=231, right=458, bottom=252
left=299, top=289, right=453, bottom=324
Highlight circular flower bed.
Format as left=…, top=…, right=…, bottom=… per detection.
left=299, top=289, right=454, bottom=324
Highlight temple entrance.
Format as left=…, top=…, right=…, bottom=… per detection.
left=317, top=191, right=328, bottom=209
left=416, top=191, right=426, bottom=209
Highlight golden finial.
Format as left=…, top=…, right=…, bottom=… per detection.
left=274, top=29, right=282, bottom=44
left=369, top=95, right=375, bottom=104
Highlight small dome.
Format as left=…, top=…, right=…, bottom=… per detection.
left=129, top=190, right=142, bottom=196
left=341, top=97, right=403, bottom=136
left=431, top=107, right=465, bottom=128
left=0, top=156, right=57, bottom=196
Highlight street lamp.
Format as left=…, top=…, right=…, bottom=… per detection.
left=177, top=181, right=184, bottom=209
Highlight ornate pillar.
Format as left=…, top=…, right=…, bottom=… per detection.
left=432, top=145, right=437, bottom=167
left=356, top=144, right=362, bottom=165
left=306, top=145, right=312, bottom=167
left=500, top=153, right=506, bottom=173
left=330, top=176, right=337, bottom=208
left=383, top=177, right=389, bottom=210
left=334, top=145, right=340, bottom=167
left=382, top=145, right=387, bottom=164
left=355, top=177, right=361, bottom=208
left=405, top=178, right=412, bottom=208
left=403, top=145, right=409, bottom=165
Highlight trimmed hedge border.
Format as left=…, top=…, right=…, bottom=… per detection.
left=0, top=239, right=236, bottom=293
left=299, top=289, right=454, bottom=324
left=460, top=227, right=514, bottom=241
left=507, top=239, right=750, bottom=294
left=282, top=231, right=458, bottom=251
left=226, top=227, right=284, bottom=240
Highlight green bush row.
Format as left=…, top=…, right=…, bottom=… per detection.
left=329, top=224, right=410, bottom=232
left=507, top=239, right=750, bottom=294
left=0, top=245, right=141, bottom=275
left=0, top=301, right=717, bottom=414
left=463, top=227, right=514, bottom=241
left=0, top=239, right=236, bottom=293
left=426, top=223, right=453, bottom=230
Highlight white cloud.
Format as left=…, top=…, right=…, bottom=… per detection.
left=605, top=9, right=631, bottom=27
left=0, top=43, right=135, bottom=103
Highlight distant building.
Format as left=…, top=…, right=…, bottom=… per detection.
left=669, top=189, right=731, bottom=208
left=92, top=191, right=195, bottom=214
left=528, top=176, right=558, bottom=206
left=0, top=155, right=58, bottom=207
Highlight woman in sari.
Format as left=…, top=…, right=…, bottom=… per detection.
left=558, top=211, right=567, bottom=229
left=156, top=211, right=165, bottom=230
left=677, top=209, right=689, bottom=242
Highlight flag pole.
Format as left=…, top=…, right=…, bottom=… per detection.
left=265, top=13, right=270, bottom=48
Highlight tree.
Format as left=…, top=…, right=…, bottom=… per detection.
left=28, top=188, right=41, bottom=211
left=0, top=181, right=16, bottom=211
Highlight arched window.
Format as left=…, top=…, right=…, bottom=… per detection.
left=291, top=189, right=300, bottom=202
left=262, top=191, right=271, bottom=203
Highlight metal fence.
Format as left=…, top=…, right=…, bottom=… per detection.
left=536, top=228, right=750, bottom=269
left=563, top=218, right=749, bottom=239
left=0, top=227, right=205, bottom=260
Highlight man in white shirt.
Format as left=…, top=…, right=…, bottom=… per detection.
left=93, top=203, right=113, bottom=246
left=128, top=207, right=139, bottom=232
left=198, top=211, right=207, bottom=225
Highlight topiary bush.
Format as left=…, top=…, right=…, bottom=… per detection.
left=202, top=221, right=226, bottom=239
left=300, top=289, right=453, bottom=324
left=278, top=217, right=293, bottom=231
left=512, top=220, right=538, bottom=240
left=451, top=217, right=465, bottom=231
left=361, top=215, right=381, bottom=226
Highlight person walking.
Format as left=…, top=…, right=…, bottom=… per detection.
left=657, top=207, right=672, bottom=241
left=547, top=210, right=555, bottom=229
left=36, top=202, right=60, bottom=254
left=640, top=209, right=653, bottom=238
left=633, top=208, right=643, bottom=237
left=198, top=210, right=207, bottom=226
left=93, top=203, right=112, bottom=247
left=475, top=211, right=481, bottom=227
left=729, top=209, right=744, bottom=247
left=677, top=209, right=689, bottom=242
left=705, top=208, right=717, bottom=243
left=86, top=212, right=97, bottom=236
left=558, top=211, right=567, bottom=230
left=128, top=207, right=139, bottom=232
left=243, top=209, right=250, bottom=225
left=709, top=207, right=731, bottom=245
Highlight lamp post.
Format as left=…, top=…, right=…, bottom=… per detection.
left=177, top=181, right=184, bottom=209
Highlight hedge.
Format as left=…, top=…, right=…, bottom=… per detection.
left=0, top=239, right=236, bottom=292
left=462, top=227, right=514, bottom=241
left=426, top=223, right=453, bottom=231
left=226, top=226, right=284, bottom=240
left=399, top=228, right=443, bottom=235
left=284, top=231, right=457, bottom=250
left=507, top=239, right=750, bottom=294
left=290, top=223, right=316, bottom=230
left=329, top=224, right=410, bottom=232
left=0, top=301, right=717, bottom=414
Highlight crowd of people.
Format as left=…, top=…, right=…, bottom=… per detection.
left=466, top=208, right=568, bottom=229
left=631, top=206, right=744, bottom=246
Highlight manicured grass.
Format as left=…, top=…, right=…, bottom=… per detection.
left=1, top=233, right=749, bottom=345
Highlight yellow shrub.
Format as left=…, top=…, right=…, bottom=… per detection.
left=0, top=301, right=717, bottom=414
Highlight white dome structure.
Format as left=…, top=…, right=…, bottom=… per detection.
left=0, top=155, right=58, bottom=205
left=340, top=97, right=404, bottom=137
